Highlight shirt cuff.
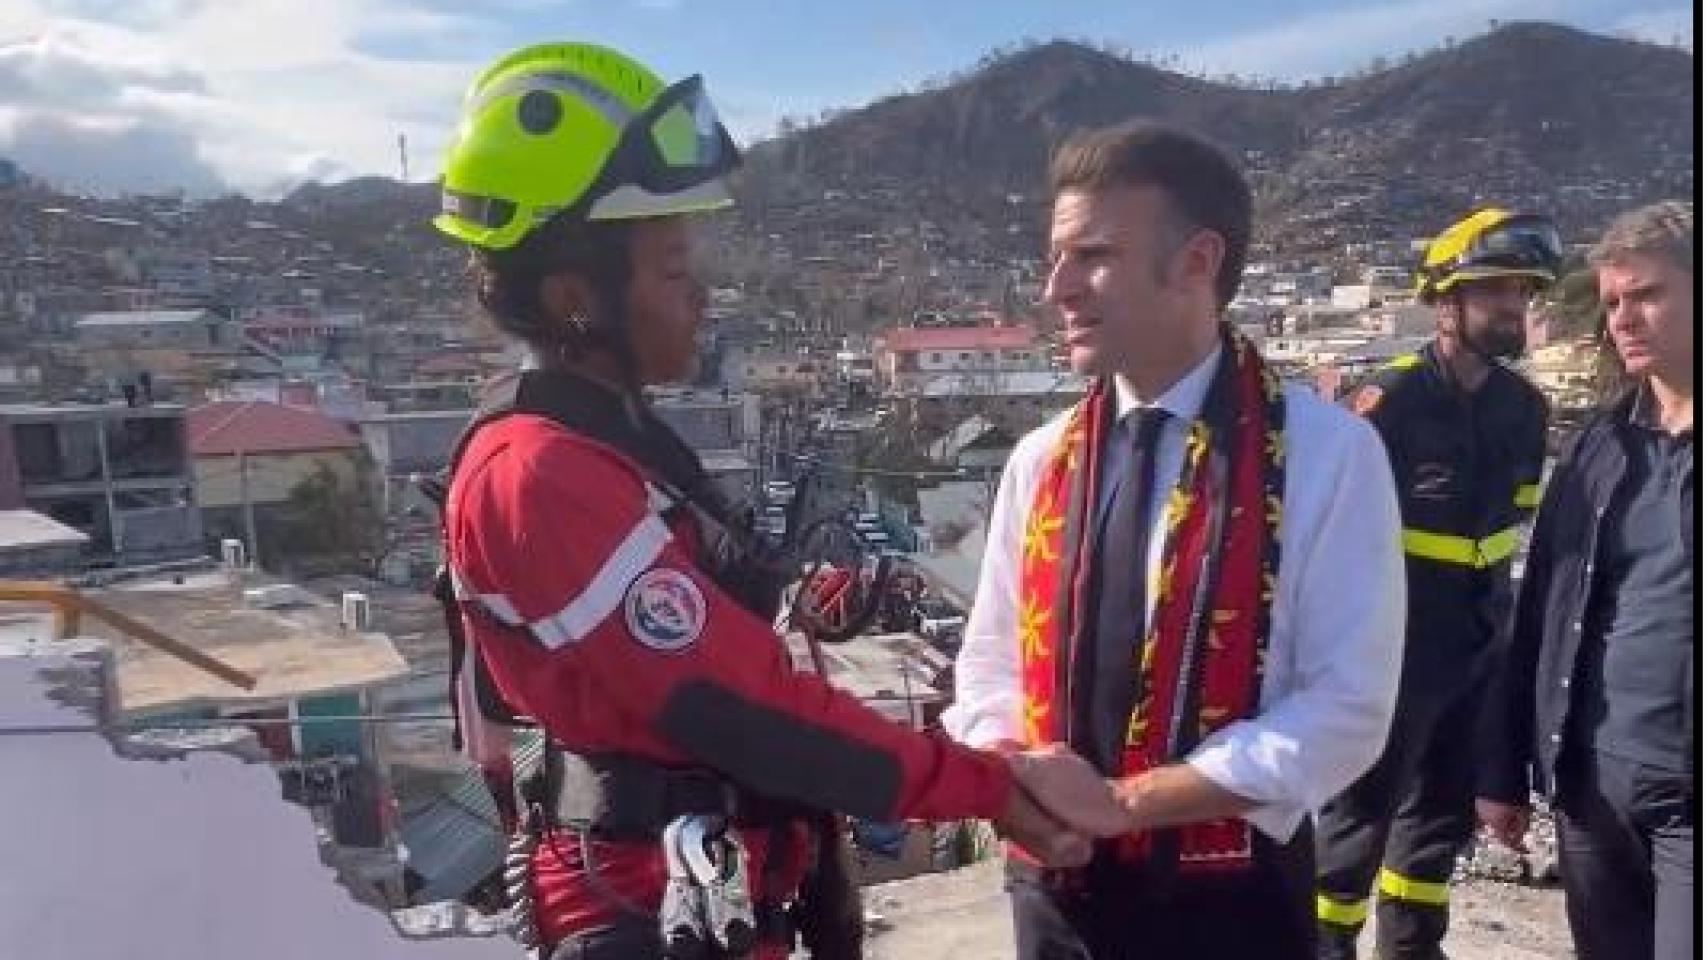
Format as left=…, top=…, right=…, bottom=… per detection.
left=940, top=703, right=1018, bottom=748
left=1186, top=747, right=1306, bottom=842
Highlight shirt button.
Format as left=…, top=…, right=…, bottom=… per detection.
left=1561, top=677, right=1571, bottom=689
left=1550, top=734, right=1563, bottom=744
left=1572, top=620, right=1583, bottom=633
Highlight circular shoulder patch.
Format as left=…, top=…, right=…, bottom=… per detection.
left=1350, top=385, right=1385, bottom=416
left=624, top=568, right=707, bottom=653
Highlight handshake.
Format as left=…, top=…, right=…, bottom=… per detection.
left=991, top=742, right=1142, bottom=869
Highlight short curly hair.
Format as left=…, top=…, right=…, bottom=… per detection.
left=467, top=215, right=636, bottom=354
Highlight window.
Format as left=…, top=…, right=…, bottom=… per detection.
left=106, top=417, right=186, bottom=480
left=15, top=421, right=101, bottom=483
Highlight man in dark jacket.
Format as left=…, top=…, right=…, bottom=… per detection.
left=1479, top=200, right=1695, bottom=960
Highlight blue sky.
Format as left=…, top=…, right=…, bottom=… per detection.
left=0, top=0, right=1693, bottom=196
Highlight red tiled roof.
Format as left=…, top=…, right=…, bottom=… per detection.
left=187, top=400, right=360, bottom=456
left=877, top=325, right=1035, bottom=353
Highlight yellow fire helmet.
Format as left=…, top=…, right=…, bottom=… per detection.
left=1415, top=208, right=1564, bottom=301
left=434, top=42, right=740, bottom=252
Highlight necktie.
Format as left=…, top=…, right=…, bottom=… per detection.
left=1076, top=406, right=1169, bottom=775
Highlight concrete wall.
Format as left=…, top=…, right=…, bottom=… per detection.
left=0, top=419, right=22, bottom=508
left=194, top=449, right=362, bottom=508
left=115, top=503, right=204, bottom=558
left=76, top=318, right=222, bottom=350
left=361, top=415, right=469, bottom=477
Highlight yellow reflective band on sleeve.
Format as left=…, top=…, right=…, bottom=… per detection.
left=1515, top=483, right=1541, bottom=508
left=1402, top=529, right=1477, bottom=564
left=1402, top=527, right=1520, bottom=568
left=1378, top=867, right=1450, bottom=906
left=1316, top=893, right=1371, bottom=927
left=1383, top=353, right=1423, bottom=370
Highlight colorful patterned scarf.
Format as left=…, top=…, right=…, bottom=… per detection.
left=1018, top=325, right=1286, bottom=874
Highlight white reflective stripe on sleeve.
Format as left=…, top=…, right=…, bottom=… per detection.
left=481, top=592, right=524, bottom=627
left=449, top=567, right=525, bottom=626
left=645, top=481, right=677, bottom=513
left=530, top=512, right=673, bottom=649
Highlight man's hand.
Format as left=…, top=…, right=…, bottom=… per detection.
left=1475, top=798, right=1530, bottom=852
left=993, top=785, right=1093, bottom=869
left=1004, top=743, right=1133, bottom=838
left=1112, top=764, right=1256, bottom=832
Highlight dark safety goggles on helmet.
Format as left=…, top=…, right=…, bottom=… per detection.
left=580, top=74, right=742, bottom=221
left=1452, top=213, right=1565, bottom=279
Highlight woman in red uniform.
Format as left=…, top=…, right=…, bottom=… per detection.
left=433, top=41, right=1129, bottom=959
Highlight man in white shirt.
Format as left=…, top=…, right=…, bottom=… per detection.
left=942, top=120, right=1406, bottom=958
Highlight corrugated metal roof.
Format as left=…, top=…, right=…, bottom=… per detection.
left=398, top=730, right=543, bottom=902
left=400, top=774, right=503, bottom=902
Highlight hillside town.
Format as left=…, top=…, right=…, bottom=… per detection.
left=0, top=19, right=1689, bottom=960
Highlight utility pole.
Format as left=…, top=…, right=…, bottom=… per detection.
left=238, top=448, right=259, bottom=568
left=94, top=417, right=123, bottom=557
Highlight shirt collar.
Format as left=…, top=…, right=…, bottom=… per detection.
left=1629, top=384, right=1696, bottom=440
left=1111, top=344, right=1222, bottom=425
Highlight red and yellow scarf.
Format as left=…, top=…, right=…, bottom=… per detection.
left=1018, top=326, right=1286, bottom=873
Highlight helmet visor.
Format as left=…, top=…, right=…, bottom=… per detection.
left=1456, top=214, right=1564, bottom=279
left=584, top=74, right=740, bottom=220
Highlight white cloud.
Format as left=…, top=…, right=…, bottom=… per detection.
left=0, top=108, right=225, bottom=195
left=0, top=0, right=486, bottom=196
left=1612, top=5, right=1694, bottom=48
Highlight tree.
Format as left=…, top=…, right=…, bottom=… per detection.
left=1546, top=267, right=1603, bottom=340
left=270, top=455, right=386, bottom=574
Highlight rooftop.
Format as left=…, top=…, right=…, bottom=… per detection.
left=0, top=509, right=92, bottom=551
left=188, top=400, right=362, bottom=456
left=915, top=370, right=1088, bottom=398
left=75, top=309, right=218, bottom=327
left=700, top=452, right=754, bottom=473
left=785, top=631, right=950, bottom=727
left=878, top=325, right=1036, bottom=353
left=0, top=400, right=187, bottom=421
left=72, top=569, right=409, bottom=717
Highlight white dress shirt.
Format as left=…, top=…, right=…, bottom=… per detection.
left=942, top=348, right=1406, bottom=841
left=1093, top=346, right=1223, bottom=628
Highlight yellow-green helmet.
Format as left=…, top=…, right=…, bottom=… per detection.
left=434, top=42, right=740, bottom=251
left=1415, top=207, right=1564, bottom=301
